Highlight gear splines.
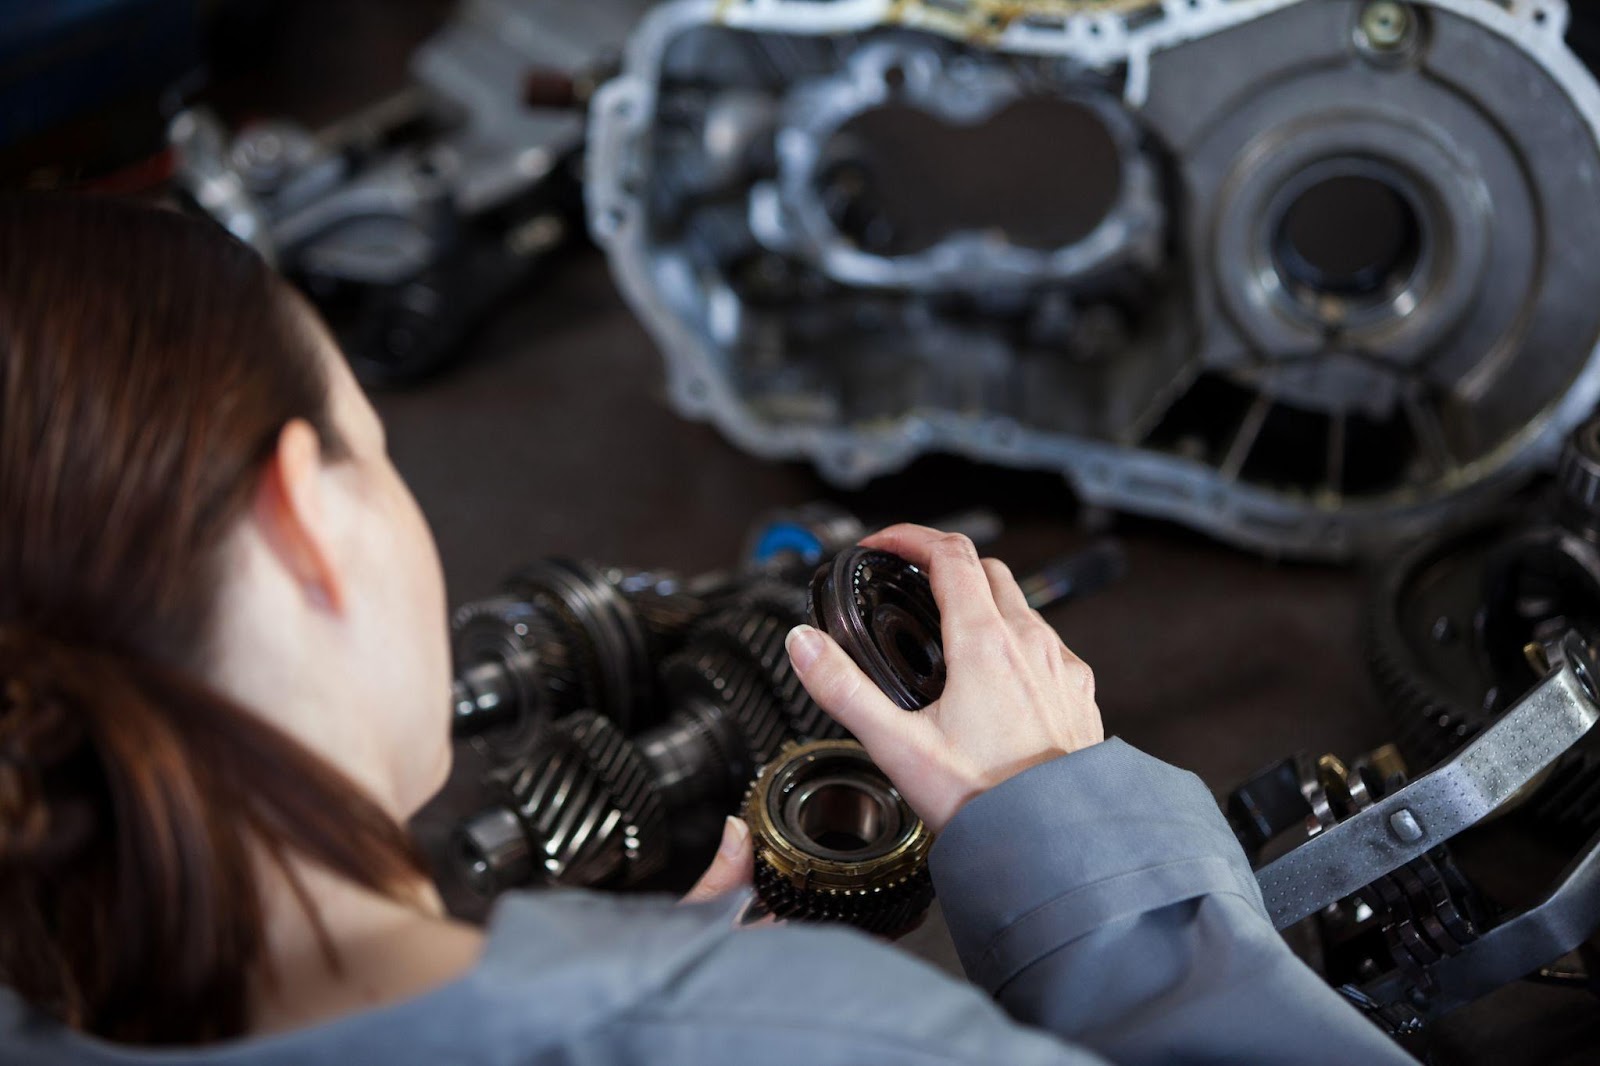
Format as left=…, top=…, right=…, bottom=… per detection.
left=743, top=739, right=934, bottom=937
left=453, top=576, right=852, bottom=894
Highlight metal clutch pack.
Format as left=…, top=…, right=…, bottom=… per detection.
left=588, top=0, right=1600, bottom=558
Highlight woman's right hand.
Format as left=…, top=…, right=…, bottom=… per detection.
left=785, top=524, right=1105, bottom=834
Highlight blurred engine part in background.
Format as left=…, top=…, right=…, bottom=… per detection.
left=588, top=0, right=1600, bottom=559
left=169, top=0, right=650, bottom=384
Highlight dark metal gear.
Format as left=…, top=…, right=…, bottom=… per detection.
left=744, top=739, right=934, bottom=937
left=599, top=565, right=745, bottom=656
left=452, top=577, right=853, bottom=893
left=809, top=547, right=945, bottom=710
left=1367, top=415, right=1600, bottom=837
left=502, top=558, right=657, bottom=732
left=450, top=593, right=579, bottom=742
left=661, top=648, right=789, bottom=775
left=636, top=590, right=849, bottom=810
left=691, top=587, right=842, bottom=743
left=452, top=710, right=668, bottom=895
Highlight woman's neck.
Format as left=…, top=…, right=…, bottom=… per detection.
left=247, top=857, right=484, bottom=1036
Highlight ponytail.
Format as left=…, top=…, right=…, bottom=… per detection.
left=0, top=626, right=426, bottom=1045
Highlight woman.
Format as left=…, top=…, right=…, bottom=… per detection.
left=0, top=195, right=1412, bottom=1064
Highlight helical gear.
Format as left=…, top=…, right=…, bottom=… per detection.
left=600, top=566, right=736, bottom=655
left=691, top=596, right=843, bottom=743
left=454, top=710, right=668, bottom=893
left=661, top=647, right=791, bottom=772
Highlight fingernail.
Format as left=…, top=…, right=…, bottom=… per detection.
left=720, top=816, right=748, bottom=858
left=786, top=624, right=824, bottom=672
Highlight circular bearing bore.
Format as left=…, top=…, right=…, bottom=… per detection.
left=809, top=548, right=945, bottom=710
left=743, top=739, right=934, bottom=937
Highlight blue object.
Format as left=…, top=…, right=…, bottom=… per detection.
left=748, top=521, right=829, bottom=567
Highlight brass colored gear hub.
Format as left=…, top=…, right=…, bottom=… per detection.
left=743, top=739, right=934, bottom=936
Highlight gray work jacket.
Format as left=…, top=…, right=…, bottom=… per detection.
left=0, top=739, right=1417, bottom=1064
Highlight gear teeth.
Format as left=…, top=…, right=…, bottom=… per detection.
left=601, top=566, right=718, bottom=651
left=753, top=852, right=934, bottom=937
left=1365, top=521, right=1600, bottom=841
left=743, top=740, right=935, bottom=938
left=452, top=595, right=584, bottom=720
left=498, top=710, right=667, bottom=887
left=695, top=604, right=845, bottom=743
left=1364, top=597, right=1479, bottom=774
left=504, top=559, right=656, bottom=731
left=663, top=648, right=791, bottom=766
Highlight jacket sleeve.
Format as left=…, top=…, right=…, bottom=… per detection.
left=929, top=738, right=1418, bottom=1066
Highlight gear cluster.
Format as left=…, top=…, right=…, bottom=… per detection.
left=448, top=504, right=1120, bottom=936
left=450, top=503, right=918, bottom=909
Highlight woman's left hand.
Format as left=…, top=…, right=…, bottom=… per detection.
left=679, top=816, right=755, bottom=904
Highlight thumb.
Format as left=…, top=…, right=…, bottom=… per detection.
left=680, top=817, right=753, bottom=905
left=785, top=624, right=912, bottom=754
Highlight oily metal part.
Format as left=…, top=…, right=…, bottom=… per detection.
left=452, top=567, right=851, bottom=893
left=503, top=558, right=658, bottom=732
left=1257, top=638, right=1600, bottom=930
left=744, top=739, right=935, bottom=936
left=1367, top=415, right=1600, bottom=838
left=452, top=593, right=580, bottom=742
left=589, top=0, right=1600, bottom=558
left=454, top=709, right=669, bottom=893
left=171, top=0, right=650, bottom=384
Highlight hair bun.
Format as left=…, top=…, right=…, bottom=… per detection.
left=0, top=627, right=96, bottom=863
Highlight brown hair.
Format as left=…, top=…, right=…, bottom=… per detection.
left=0, top=195, right=427, bottom=1045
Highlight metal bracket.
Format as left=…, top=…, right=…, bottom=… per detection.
left=1428, top=831, right=1600, bottom=1011
left=1257, top=632, right=1600, bottom=929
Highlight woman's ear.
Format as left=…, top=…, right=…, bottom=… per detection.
left=251, top=419, right=347, bottom=614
